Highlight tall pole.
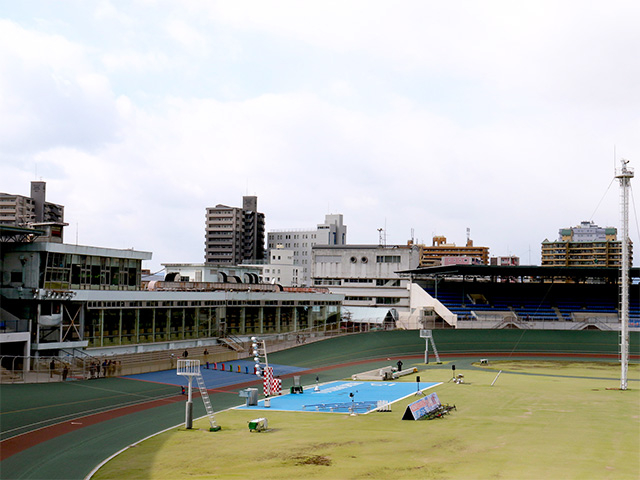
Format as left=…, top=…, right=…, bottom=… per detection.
left=615, top=159, right=634, bottom=390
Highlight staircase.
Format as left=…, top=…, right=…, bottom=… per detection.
left=219, top=337, right=244, bottom=352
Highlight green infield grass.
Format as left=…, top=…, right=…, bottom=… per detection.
left=92, top=360, right=639, bottom=480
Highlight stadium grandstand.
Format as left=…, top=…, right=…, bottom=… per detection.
left=402, top=265, right=639, bottom=331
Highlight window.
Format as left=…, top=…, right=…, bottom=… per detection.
left=376, top=297, right=401, bottom=304
left=376, top=255, right=401, bottom=263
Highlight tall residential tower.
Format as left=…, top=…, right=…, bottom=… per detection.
left=205, top=196, right=265, bottom=265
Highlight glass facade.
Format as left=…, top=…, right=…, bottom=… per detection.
left=84, top=301, right=340, bottom=347
left=44, top=252, right=142, bottom=290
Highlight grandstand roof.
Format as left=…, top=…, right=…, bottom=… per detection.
left=399, top=264, right=640, bottom=281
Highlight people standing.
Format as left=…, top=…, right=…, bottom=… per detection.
left=62, top=365, right=69, bottom=381
left=397, top=360, right=403, bottom=372
left=183, top=349, right=189, bottom=358
left=49, top=359, right=55, bottom=378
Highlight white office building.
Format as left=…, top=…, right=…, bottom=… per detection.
left=267, top=214, right=347, bottom=287
left=261, top=246, right=299, bottom=286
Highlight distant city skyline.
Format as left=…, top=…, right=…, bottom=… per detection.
left=1, top=2, right=638, bottom=271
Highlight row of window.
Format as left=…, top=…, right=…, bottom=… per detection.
left=87, top=299, right=339, bottom=309
left=344, top=296, right=401, bottom=304
left=269, top=233, right=318, bottom=240
left=376, top=255, right=402, bottom=263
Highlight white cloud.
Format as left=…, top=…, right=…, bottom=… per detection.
left=1, top=2, right=639, bottom=271
left=0, top=20, right=120, bottom=154
left=102, top=51, right=171, bottom=73
left=165, top=19, right=209, bottom=52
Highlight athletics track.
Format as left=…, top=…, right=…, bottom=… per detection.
left=0, top=355, right=428, bottom=479
left=1, top=328, right=638, bottom=480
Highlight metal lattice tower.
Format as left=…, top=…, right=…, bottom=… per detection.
left=615, top=159, right=634, bottom=390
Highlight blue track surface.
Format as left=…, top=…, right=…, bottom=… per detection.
left=124, top=360, right=308, bottom=389
left=236, top=380, right=440, bottom=413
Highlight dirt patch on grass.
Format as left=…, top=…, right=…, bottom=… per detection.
left=292, top=454, right=332, bottom=466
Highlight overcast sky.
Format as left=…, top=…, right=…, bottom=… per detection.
left=2, top=1, right=639, bottom=271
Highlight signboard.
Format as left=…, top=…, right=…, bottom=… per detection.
left=419, top=329, right=432, bottom=338
left=402, top=392, right=441, bottom=420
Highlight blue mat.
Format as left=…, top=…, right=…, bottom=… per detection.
left=124, top=360, right=307, bottom=390
left=236, top=380, right=441, bottom=413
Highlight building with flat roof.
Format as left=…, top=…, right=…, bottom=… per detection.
left=205, top=196, right=265, bottom=265
left=1, top=224, right=341, bottom=361
left=268, top=214, right=347, bottom=287
left=419, top=235, right=489, bottom=267
left=311, top=242, right=425, bottom=328
left=0, top=181, right=64, bottom=226
left=541, top=221, right=630, bottom=267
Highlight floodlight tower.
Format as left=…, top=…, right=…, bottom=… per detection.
left=615, top=159, right=634, bottom=390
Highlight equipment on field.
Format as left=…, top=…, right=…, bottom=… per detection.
left=248, top=417, right=268, bottom=432
left=420, top=329, right=442, bottom=364
left=177, top=359, right=221, bottom=432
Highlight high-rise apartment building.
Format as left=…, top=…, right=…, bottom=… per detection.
left=419, top=236, right=489, bottom=267
left=0, top=181, right=64, bottom=226
left=267, top=214, right=347, bottom=286
left=541, top=221, right=629, bottom=267
left=205, top=196, right=265, bottom=265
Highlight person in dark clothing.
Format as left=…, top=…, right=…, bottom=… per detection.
left=397, top=360, right=403, bottom=372
left=183, top=350, right=189, bottom=358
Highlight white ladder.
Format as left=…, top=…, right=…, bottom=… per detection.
left=196, top=373, right=218, bottom=429
left=430, top=337, right=442, bottom=364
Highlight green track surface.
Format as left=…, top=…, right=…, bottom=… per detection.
left=1, top=330, right=638, bottom=479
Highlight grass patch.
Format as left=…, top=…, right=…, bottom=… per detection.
left=93, top=362, right=639, bottom=480
left=474, top=360, right=640, bottom=379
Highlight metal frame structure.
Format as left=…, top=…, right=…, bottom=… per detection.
left=616, top=159, right=634, bottom=390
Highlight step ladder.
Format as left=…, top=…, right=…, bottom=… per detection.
left=420, top=329, right=442, bottom=364
left=196, top=373, right=220, bottom=431
left=429, top=337, right=442, bottom=364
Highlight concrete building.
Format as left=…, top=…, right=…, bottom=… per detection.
left=311, top=243, right=423, bottom=328
left=491, top=256, right=520, bottom=266
left=164, top=248, right=300, bottom=287
left=0, top=181, right=64, bottom=226
left=541, top=221, right=630, bottom=267
left=419, top=235, right=490, bottom=267
left=260, top=246, right=299, bottom=286
left=1, top=226, right=341, bottom=361
left=161, top=263, right=262, bottom=284
left=267, top=214, right=347, bottom=286
left=205, top=196, right=265, bottom=265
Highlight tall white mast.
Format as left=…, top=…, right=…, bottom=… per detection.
left=615, top=159, right=634, bottom=390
